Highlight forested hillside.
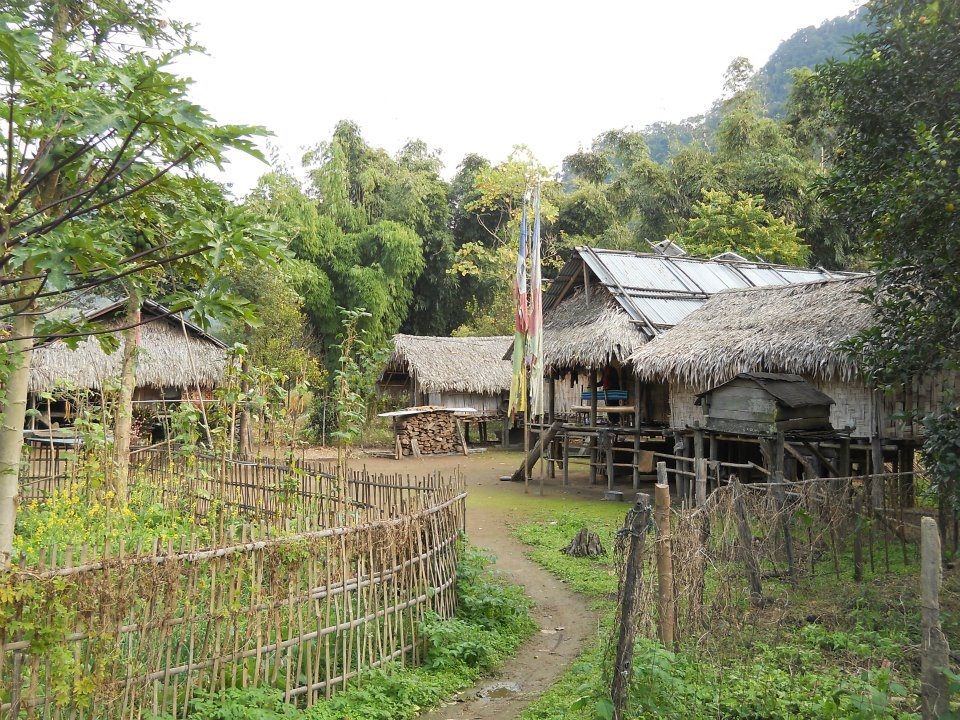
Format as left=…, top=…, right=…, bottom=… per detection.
left=236, top=38, right=862, bottom=382
left=643, top=7, right=867, bottom=162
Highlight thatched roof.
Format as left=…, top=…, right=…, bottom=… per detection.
left=630, top=276, right=876, bottom=388
left=387, top=334, right=512, bottom=395
left=544, top=246, right=855, bottom=331
left=542, top=288, right=647, bottom=371
left=29, top=305, right=227, bottom=392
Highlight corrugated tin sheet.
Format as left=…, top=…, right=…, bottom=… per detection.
left=669, top=259, right=753, bottom=293
left=633, top=296, right=707, bottom=327
left=585, top=251, right=692, bottom=293
left=546, top=247, right=861, bottom=337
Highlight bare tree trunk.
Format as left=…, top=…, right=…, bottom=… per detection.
left=0, top=313, right=36, bottom=566
left=611, top=493, right=652, bottom=720
left=112, top=289, right=140, bottom=500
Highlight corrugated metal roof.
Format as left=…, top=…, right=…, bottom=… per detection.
left=633, top=296, right=707, bottom=327
left=544, top=247, right=860, bottom=339
left=670, top=259, right=753, bottom=293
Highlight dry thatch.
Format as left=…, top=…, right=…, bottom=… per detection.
left=630, top=277, right=876, bottom=388
left=543, top=288, right=647, bottom=370
left=30, top=314, right=227, bottom=392
left=388, top=334, right=512, bottom=395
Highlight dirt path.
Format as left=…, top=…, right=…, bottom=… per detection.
left=350, top=450, right=606, bottom=720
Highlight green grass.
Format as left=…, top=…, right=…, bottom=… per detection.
left=157, top=544, right=537, bottom=720
left=504, top=496, right=953, bottom=720
left=513, top=510, right=620, bottom=601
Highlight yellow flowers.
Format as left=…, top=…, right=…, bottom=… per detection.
left=13, top=480, right=215, bottom=565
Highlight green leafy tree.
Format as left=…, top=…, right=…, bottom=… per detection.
left=817, top=1, right=960, bottom=509
left=670, top=189, right=809, bottom=265
left=450, top=148, right=559, bottom=336
left=0, top=0, right=269, bottom=564
left=244, top=166, right=339, bottom=340
left=563, top=129, right=679, bottom=247
left=297, top=123, right=426, bottom=356
left=818, top=0, right=960, bottom=383
left=390, top=141, right=459, bottom=335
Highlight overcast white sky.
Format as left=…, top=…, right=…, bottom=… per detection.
left=167, top=0, right=864, bottom=197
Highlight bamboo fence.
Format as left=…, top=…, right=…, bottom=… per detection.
left=1, top=452, right=466, bottom=718
left=615, top=472, right=930, bottom=643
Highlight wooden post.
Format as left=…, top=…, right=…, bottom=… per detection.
left=839, top=438, right=851, bottom=478
left=693, top=426, right=704, bottom=466
left=920, top=517, right=951, bottom=719
left=611, top=493, right=652, bottom=720
left=524, top=392, right=530, bottom=492
left=672, top=431, right=687, bottom=501
left=562, top=431, right=570, bottom=486
left=768, top=433, right=795, bottom=580
left=510, top=420, right=564, bottom=483
left=633, top=374, right=642, bottom=490
left=695, top=458, right=708, bottom=507
left=602, top=430, right=615, bottom=490
left=501, top=414, right=509, bottom=448
left=548, top=377, right=557, bottom=479
left=455, top=419, right=469, bottom=457
left=732, top=479, right=762, bottom=604
left=871, top=437, right=884, bottom=510
left=654, top=474, right=675, bottom=650
left=853, top=492, right=864, bottom=582
left=589, top=368, right=598, bottom=485
left=899, top=443, right=915, bottom=507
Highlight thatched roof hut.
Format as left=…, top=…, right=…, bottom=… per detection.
left=537, top=246, right=854, bottom=373
left=386, top=334, right=512, bottom=395
left=542, top=289, right=645, bottom=371
left=629, top=276, right=875, bottom=388
left=29, top=300, right=227, bottom=392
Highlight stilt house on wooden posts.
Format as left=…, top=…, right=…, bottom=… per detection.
left=629, top=276, right=953, bottom=493
left=27, top=299, right=227, bottom=430
left=524, top=245, right=851, bottom=490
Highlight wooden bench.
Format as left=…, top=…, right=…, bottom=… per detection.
left=580, top=390, right=629, bottom=403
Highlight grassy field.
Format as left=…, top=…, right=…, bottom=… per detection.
left=482, top=491, right=960, bottom=720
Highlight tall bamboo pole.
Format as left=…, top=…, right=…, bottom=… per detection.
left=523, top=364, right=530, bottom=494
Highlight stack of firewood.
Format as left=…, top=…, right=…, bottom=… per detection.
left=397, top=411, right=462, bottom=456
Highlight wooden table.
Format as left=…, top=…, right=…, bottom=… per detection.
left=571, top=405, right=636, bottom=425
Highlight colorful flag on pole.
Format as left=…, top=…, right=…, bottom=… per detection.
left=507, top=199, right=529, bottom=416
left=528, top=182, right=545, bottom=417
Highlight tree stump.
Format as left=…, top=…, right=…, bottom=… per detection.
left=562, top=527, right=605, bottom=557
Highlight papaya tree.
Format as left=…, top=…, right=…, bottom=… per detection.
left=0, top=1, right=269, bottom=565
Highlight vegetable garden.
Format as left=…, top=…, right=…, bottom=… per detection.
left=1, top=450, right=465, bottom=718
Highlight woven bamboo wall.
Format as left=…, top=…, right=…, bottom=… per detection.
left=669, top=383, right=705, bottom=430
left=424, top=391, right=503, bottom=414
left=813, top=379, right=875, bottom=439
